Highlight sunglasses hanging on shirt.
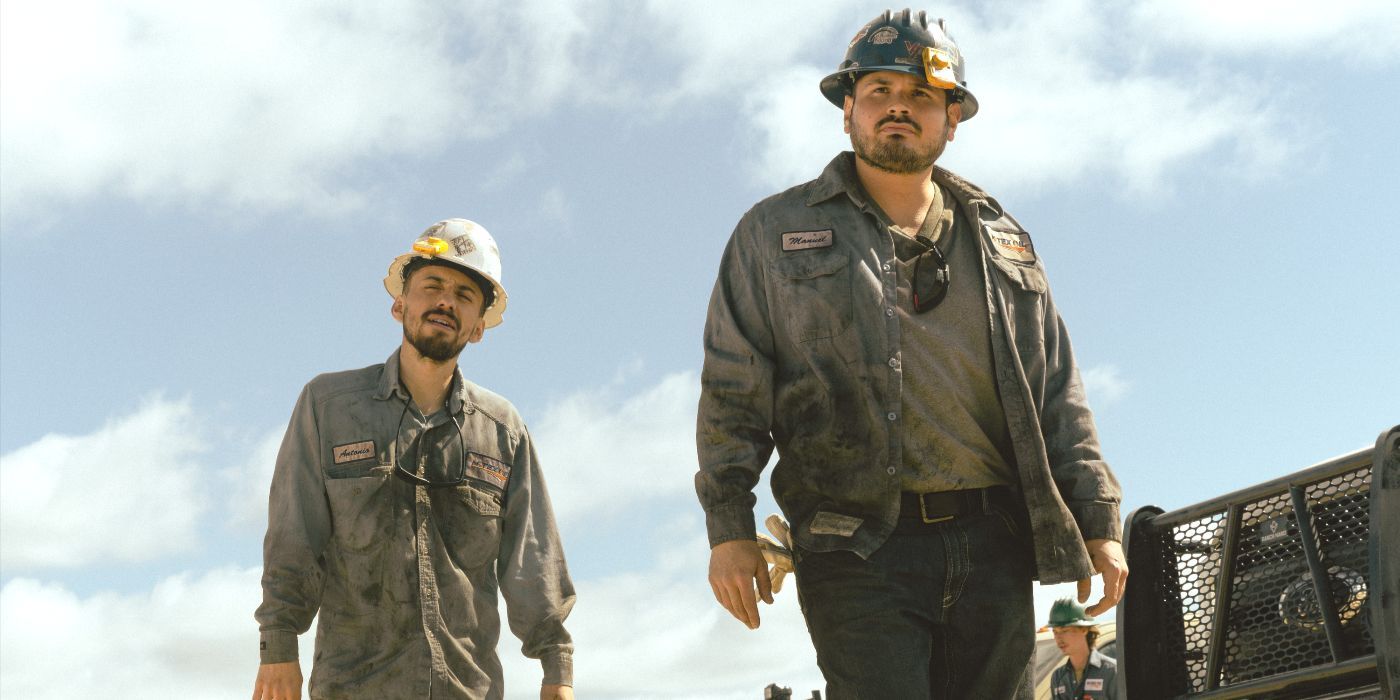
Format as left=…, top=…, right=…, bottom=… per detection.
left=392, top=399, right=470, bottom=488
left=911, top=234, right=951, bottom=313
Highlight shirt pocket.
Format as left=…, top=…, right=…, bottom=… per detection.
left=324, top=465, right=393, bottom=552
left=436, top=483, right=503, bottom=570
left=769, top=251, right=854, bottom=342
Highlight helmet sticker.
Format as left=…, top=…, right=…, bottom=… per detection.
left=870, top=26, right=899, bottom=45
left=450, top=235, right=477, bottom=257
left=848, top=27, right=869, bottom=48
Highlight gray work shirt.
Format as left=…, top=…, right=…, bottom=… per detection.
left=696, top=152, right=1122, bottom=584
left=256, top=350, right=575, bottom=698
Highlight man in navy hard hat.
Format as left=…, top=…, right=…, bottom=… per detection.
left=696, top=9, right=1127, bottom=697
left=1048, top=598, right=1118, bottom=700
left=253, top=220, right=576, bottom=700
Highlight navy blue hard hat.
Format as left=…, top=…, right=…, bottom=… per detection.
left=820, top=9, right=980, bottom=120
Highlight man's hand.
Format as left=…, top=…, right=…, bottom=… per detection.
left=1077, top=538, right=1128, bottom=617
left=708, top=539, right=773, bottom=629
left=251, top=661, right=302, bottom=700
left=541, top=683, right=573, bottom=699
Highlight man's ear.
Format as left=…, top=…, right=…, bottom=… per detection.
left=946, top=101, right=962, bottom=141
left=467, top=324, right=484, bottom=344
left=391, top=297, right=405, bottom=322
left=843, top=95, right=855, bottom=134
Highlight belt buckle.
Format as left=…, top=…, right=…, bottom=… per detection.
left=919, top=494, right=954, bottom=524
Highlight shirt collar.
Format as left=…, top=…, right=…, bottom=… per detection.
left=805, top=151, right=1000, bottom=217
left=374, top=348, right=468, bottom=415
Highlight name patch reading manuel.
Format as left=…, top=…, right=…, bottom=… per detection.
left=782, top=229, right=834, bottom=252
left=332, top=440, right=376, bottom=464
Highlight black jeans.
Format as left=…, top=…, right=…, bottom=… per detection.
left=793, top=508, right=1036, bottom=699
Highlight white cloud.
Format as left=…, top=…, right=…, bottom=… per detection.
left=1131, top=0, right=1400, bottom=62
left=1081, top=364, right=1130, bottom=406
left=532, top=371, right=700, bottom=527
left=0, top=0, right=598, bottom=224
left=0, top=396, right=209, bottom=570
left=0, top=567, right=267, bottom=700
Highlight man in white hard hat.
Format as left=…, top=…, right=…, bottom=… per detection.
left=253, top=219, right=575, bottom=700
left=696, top=9, right=1126, bottom=697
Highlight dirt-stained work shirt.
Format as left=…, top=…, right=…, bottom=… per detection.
left=696, top=152, right=1122, bottom=585
left=257, top=350, right=575, bottom=699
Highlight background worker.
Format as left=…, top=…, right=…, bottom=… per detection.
left=1047, top=598, right=1118, bottom=700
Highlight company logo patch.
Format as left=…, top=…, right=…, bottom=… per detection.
left=986, top=228, right=1036, bottom=263
left=809, top=511, right=863, bottom=537
left=1085, top=678, right=1104, bottom=691
left=466, top=452, right=511, bottom=489
left=333, top=440, right=376, bottom=464
left=781, top=229, right=833, bottom=252
left=870, top=26, right=899, bottom=45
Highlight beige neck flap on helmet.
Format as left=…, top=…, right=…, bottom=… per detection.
left=384, top=219, right=509, bottom=328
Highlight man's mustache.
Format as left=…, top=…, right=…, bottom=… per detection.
left=877, top=115, right=921, bottom=133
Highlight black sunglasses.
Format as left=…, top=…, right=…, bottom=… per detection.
left=392, top=400, right=469, bottom=488
left=911, top=236, right=951, bottom=313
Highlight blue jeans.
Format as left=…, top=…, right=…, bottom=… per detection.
left=793, top=508, right=1036, bottom=699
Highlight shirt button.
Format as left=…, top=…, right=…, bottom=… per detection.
left=888, top=357, right=899, bottom=368
left=885, top=307, right=894, bottom=317
left=883, top=263, right=892, bottom=272
left=887, top=466, right=897, bottom=475
left=887, top=412, right=897, bottom=421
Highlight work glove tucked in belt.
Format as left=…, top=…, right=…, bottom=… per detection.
left=755, top=514, right=794, bottom=593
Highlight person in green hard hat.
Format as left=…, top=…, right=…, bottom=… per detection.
left=1048, top=598, right=1118, bottom=700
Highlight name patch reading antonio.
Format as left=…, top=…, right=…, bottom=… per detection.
left=332, top=440, right=376, bottom=464
left=466, top=452, right=511, bottom=489
left=782, top=229, right=834, bottom=252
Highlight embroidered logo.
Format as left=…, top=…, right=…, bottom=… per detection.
left=986, top=227, right=1036, bottom=263
left=466, top=452, right=511, bottom=489
left=332, top=440, right=376, bottom=464
left=809, top=511, right=863, bottom=537
left=781, top=229, right=834, bottom=252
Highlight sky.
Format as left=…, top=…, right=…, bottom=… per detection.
left=1, top=0, right=1397, bottom=697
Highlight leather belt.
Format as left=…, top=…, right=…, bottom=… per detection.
left=899, top=486, right=1014, bottom=524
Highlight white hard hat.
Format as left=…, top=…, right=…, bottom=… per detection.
left=384, top=219, right=509, bottom=328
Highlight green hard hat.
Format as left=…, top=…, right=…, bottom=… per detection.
left=1047, top=598, right=1097, bottom=627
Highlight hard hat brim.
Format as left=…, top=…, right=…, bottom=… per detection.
left=384, top=252, right=508, bottom=329
left=819, top=67, right=979, bottom=121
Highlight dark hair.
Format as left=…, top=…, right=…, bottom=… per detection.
left=1085, top=626, right=1100, bottom=650
left=402, top=258, right=496, bottom=311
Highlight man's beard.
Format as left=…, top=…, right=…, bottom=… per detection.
left=851, top=116, right=949, bottom=174
left=404, top=317, right=467, bottom=363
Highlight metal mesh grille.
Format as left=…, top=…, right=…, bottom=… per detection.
left=1136, top=462, right=1374, bottom=693
left=1306, top=470, right=1374, bottom=653
left=1161, top=513, right=1226, bottom=692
